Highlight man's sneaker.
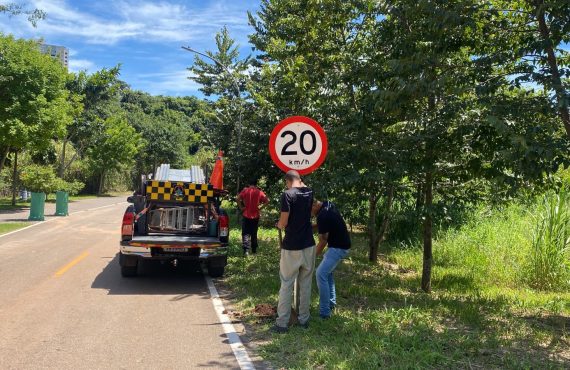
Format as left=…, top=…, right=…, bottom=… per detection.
left=243, top=249, right=249, bottom=257
left=270, top=324, right=288, bottom=334
left=299, top=320, right=309, bottom=329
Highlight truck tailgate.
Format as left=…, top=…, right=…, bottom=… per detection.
left=129, top=235, right=222, bottom=247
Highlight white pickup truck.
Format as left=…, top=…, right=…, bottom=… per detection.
left=119, top=165, right=229, bottom=277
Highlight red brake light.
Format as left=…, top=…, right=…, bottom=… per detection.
left=122, top=211, right=134, bottom=237
left=219, top=215, right=229, bottom=228
left=219, top=214, right=229, bottom=238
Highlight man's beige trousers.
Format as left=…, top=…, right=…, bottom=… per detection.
left=276, top=246, right=316, bottom=327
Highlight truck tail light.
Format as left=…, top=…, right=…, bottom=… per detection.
left=219, top=214, right=229, bottom=237
left=121, top=211, right=134, bottom=240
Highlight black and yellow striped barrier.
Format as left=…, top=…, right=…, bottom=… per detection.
left=145, top=181, right=214, bottom=203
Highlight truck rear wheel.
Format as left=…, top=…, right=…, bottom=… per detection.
left=121, top=265, right=138, bottom=277
left=207, top=265, right=225, bottom=278
left=119, top=253, right=138, bottom=277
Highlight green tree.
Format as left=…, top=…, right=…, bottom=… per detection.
left=188, top=26, right=252, bottom=194
left=487, top=0, right=570, bottom=138
left=0, top=34, right=72, bottom=204
left=120, top=90, right=205, bottom=182
left=59, top=66, right=122, bottom=178
left=247, top=0, right=569, bottom=293
left=86, top=115, right=142, bottom=195
left=373, top=0, right=569, bottom=291
left=248, top=0, right=402, bottom=260
left=0, top=34, right=71, bottom=170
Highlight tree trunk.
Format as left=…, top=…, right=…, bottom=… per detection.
left=368, top=193, right=379, bottom=262
left=534, top=1, right=570, bottom=138
left=0, top=146, right=10, bottom=172
left=415, top=182, right=423, bottom=213
left=376, top=186, right=395, bottom=255
left=98, top=170, right=106, bottom=195
left=11, top=151, right=18, bottom=206
left=421, top=171, right=433, bottom=293
left=369, top=187, right=396, bottom=262
left=58, top=138, right=68, bottom=178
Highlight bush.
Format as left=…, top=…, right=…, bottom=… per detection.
left=20, top=165, right=56, bottom=194
left=20, top=165, right=84, bottom=195
left=53, top=178, right=85, bottom=195
left=524, top=187, right=570, bottom=291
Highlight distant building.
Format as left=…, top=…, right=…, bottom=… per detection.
left=39, top=43, right=69, bottom=69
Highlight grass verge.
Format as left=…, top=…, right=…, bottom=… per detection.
left=220, top=207, right=569, bottom=369
left=0, top=222, right=32, bottom=235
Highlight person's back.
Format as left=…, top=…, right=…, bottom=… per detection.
left=240, top=186, right=267, bottom=220
left=237, top=182, right=268, bottom=255
left=281, top=186, right=315, bottom=250
left=316, top=201, right=351, bottom=249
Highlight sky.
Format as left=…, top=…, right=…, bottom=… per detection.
left=0, top=0, right=260, bottom=97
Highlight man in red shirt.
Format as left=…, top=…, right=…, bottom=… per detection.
left=237, top=179, right=269, bottom=255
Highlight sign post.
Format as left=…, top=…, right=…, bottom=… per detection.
left=270, top=116, right=328, bottom=317
left=269, top=116, right=328, bottom=176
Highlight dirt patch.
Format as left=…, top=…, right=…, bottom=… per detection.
left=253, top=304, right=277, bottom=318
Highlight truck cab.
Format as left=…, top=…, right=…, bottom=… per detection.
left=119, top=164, right=229, bottom=277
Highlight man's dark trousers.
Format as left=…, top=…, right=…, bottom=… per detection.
left=242, top=217, right=260, bottom=253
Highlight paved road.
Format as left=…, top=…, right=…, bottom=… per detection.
left=0, top=195, right=129, bottom=222
left=0, top=198, right=241, bottom=369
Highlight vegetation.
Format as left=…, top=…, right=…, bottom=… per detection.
left=1, top=1, right=569, bottom=368
left=0, top=33, right=212, bottom=199
left=524, top=187, right=570, bottom=291
left=222, top=203, right=569, bottom=368
left=189, top=0, right=570, bottom=293
left=19, top=164, right=84, bottom=195
left=185, top=2, right=569, bottom=367
left=0, top=222, right=31, bottom=235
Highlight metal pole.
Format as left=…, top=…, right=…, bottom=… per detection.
left=181, top=46, right=243, bottom=203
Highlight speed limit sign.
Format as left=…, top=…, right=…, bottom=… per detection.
left=269, top=116, right=328, bottom=175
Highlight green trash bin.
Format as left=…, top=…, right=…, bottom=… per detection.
left=208, top=219, right=218, bottom=236
left=28, top=192, right=46, bottom=221
left=55, top=191, right=69, bottom=216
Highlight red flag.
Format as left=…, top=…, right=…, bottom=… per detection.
left=209, top=150, right=224, bottom=190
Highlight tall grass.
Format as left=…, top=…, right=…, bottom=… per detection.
left=524, top=187, right=570, bottom=291
left=389, top=203, right=532, bottom=289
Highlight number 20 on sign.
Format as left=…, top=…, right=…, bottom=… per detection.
left=269, top=116, right=328, bottom=175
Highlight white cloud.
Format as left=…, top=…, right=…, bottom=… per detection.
left=20, top=0, right=251, bottom=45
left=68, top=58, right=95, bottom=72
left=129, top=69, right=202, bottom=96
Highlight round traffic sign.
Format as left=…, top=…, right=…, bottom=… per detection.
left=269, top=116, right=328, bottom=175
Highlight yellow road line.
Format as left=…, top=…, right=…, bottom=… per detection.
left=54, top=251, right=89, bottom=277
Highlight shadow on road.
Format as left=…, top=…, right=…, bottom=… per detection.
left=0, top=208, right=31, bottom=222
left=91, top=253, right=211, bottom=298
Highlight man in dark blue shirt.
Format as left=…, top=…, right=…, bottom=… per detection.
left=312, top=199, right=351, bottom=319
left=273, top=170, right=316, bottom=333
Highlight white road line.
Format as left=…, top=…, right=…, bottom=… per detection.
left=204, top=272, right=255, bottom=370
left=0, top=201, right=127, bottom=239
